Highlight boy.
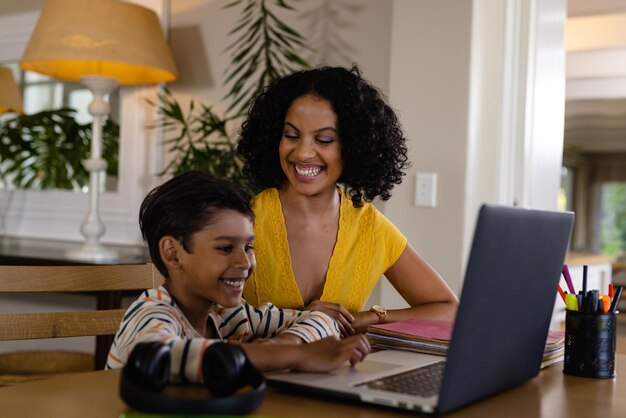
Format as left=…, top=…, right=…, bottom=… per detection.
left=106, top=171, right=369, bottom=381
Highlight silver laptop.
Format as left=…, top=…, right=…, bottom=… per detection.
left=267, top=205, right=574, bottom=415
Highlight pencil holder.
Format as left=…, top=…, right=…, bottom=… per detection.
left=563, top=310, right=616, bottom=378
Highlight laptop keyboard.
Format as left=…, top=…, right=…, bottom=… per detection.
left=357, top=361, right=446, bottom=398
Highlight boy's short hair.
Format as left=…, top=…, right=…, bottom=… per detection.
left=139, top=171, right=254, bottom=278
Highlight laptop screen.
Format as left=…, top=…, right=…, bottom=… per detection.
left=437, top=205, right=573, bottom=414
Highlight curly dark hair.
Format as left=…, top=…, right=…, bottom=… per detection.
left=236, top=65, right=409, bottom=207
left=139, top=171, right=254, bottom=278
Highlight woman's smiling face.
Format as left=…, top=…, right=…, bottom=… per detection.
left=279, top=94, right=342, bottom=197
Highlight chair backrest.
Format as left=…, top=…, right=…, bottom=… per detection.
left=0, top=264, right=163, bottom=341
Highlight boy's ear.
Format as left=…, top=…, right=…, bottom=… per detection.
left=159, top=236, right=182, bottom=270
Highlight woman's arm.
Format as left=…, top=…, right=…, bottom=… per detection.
left=351, top=243, right=458, bottom=333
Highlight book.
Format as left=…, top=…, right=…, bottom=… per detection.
left=366, top=318, right=564, bottom=369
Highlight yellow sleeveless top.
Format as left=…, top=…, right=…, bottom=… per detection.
left=244, top=188, right=407, bottom=312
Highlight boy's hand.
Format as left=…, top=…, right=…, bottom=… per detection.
left=294, top=335, right=370, bottom=372
left=305, top=300, right=355, bottom=337
left=254, top=333, right=304, bottom=345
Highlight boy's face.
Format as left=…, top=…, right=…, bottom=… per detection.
left=172, top=209, right=255, bottom=308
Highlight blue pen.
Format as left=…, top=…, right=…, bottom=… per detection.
left=610, top=286, right=623, bottom=313
left=586, top=290, right=598, bottom=314
left=582, top=265, right=588, bottom=311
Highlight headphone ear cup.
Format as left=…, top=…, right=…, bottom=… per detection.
left=121, top=341, right=265, bottom=415
left=124, top=342, right=171, bottom=393
left=202, top=342, right=248, bottom=397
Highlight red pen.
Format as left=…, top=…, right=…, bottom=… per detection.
left=557, top=285, right=567, bottom=304
left=609, top=283, right=614, bottom=299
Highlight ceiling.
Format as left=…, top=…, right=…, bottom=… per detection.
left=565, top=0, right=626, bottom=153
left=565, top=99, right=626, bottom=153
left=568, top=0, right=626, bottom=17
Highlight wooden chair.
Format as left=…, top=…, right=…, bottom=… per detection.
left=0, top=263, right=163, bottom=385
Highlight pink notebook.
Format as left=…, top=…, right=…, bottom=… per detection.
left=368, top=318, right=564, bottom=345
left=368, top=318, right=453, bottom=341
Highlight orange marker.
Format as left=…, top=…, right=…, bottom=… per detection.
left=557, top=285, right=567, bottom=304
left=600, top=294, right=611, bottom=313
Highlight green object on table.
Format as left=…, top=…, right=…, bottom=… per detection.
left=120, top=413, right=275, bottom=418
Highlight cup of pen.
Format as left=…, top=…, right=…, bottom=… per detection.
left=563, top=307, right=616, bottom=378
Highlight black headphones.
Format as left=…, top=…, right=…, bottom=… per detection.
left=120, top=341, right=265, bottom=415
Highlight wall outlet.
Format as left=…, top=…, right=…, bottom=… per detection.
left=415, top=172, right=437, bottom=207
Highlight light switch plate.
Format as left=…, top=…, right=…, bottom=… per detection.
left=415, top=172, right=437, bottom=207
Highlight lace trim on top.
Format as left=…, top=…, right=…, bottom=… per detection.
left=323, top=190, right=375, bottom=312
left=352, top=207, right=376, bottom=311
left=253, top=188, right=303, bottom=307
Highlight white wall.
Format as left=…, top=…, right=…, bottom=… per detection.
left=384, top=0, right=472, bottom=300
left=168, top=0, right=476, bottom=301
left=379, top=0, right=566, bottom=306
left=168, top=0, right=392, bottom=110
left=167, top=0, right=567, bottom=304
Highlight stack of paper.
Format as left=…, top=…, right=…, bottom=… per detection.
left=541, top=331, right=565, bottom=369
left=367, top=318, right=564, bottom=369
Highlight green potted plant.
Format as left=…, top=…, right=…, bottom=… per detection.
left=0, top=108, right=118, bottom=190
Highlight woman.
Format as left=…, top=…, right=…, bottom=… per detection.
left=237, top=66, right=458, bottom=335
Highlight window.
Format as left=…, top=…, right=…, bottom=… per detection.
left=600, top=183, right=626, bottom=256
left=562, top=151, right=626, bottom=260
left=559, top=166, right=574, bottom=212
left=6, top=62, right=120, bottom=124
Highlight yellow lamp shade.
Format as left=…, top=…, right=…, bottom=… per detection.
left=20, top=0, right=178, bottom=85
left=0, top=66, right=23, bottom=114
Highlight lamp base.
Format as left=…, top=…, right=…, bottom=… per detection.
left=65, top=243, right=119, bottom=262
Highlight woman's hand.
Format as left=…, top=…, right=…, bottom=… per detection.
left=305, top=300, right=355, bottom=337
left=351, top=310, right=381, bottom=334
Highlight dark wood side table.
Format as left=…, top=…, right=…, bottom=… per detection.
left=0, top=237, right=149, bottom=369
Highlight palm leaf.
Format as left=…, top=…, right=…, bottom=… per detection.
left=149, top=0, right=312, bottom=188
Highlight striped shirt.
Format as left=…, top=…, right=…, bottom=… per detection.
left=105, top=286, right=339, bottom=383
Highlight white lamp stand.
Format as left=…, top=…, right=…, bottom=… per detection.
left=65, top=75, right=119, bottom=261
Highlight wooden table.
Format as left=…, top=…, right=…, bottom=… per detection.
left=1, top=356, right=626, bottom=418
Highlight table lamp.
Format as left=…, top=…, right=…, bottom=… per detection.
left=20, top=0, right=178, bottom=261
left=0, top=66, right=23, bottom=114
